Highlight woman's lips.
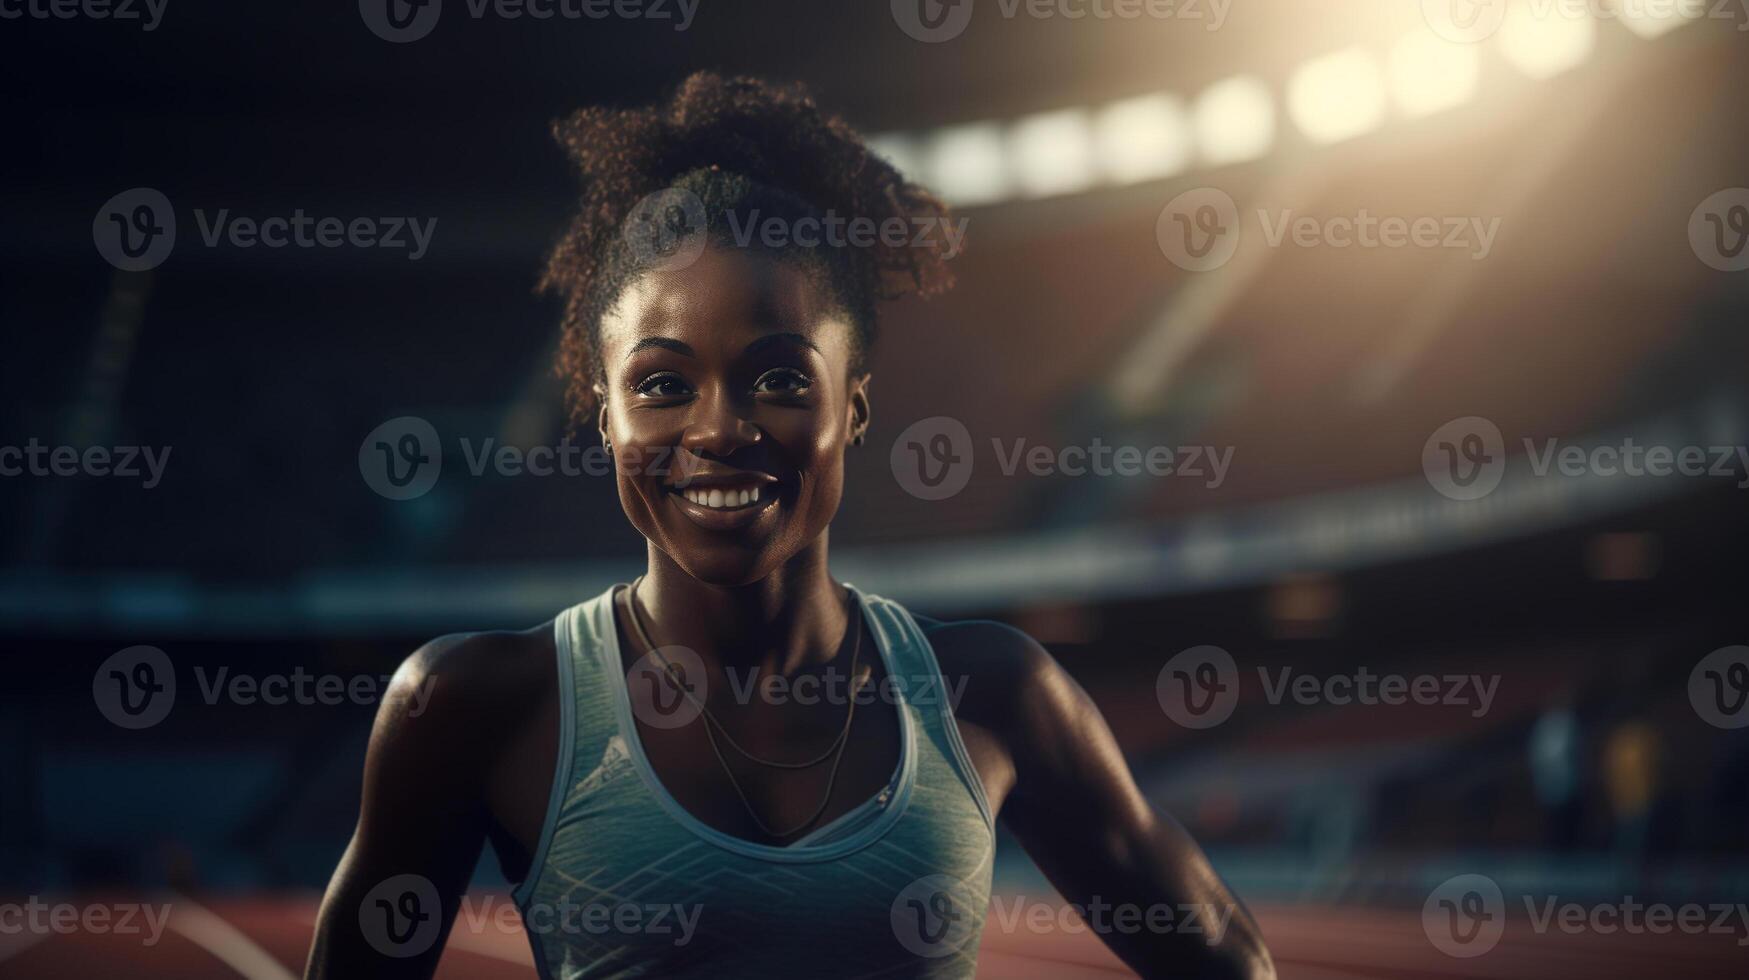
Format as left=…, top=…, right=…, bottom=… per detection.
left=666, top=482, right=779, bottom=530
left=674, top=483, right=765, bottom=510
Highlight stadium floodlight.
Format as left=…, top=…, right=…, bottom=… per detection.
left=1193, top=75, right=1276, bottom=166
left=1614, top=0, right=1703, bottom=39
left=1388, top=30, right=1481, bottom=118
left=1288, top=46, right=1388, bottom=145
left=865, top=132, right=924, bottom=183
left=1498, top=4, right=1596, bottom=78
left=1008, top=108, right=1097, bottom=198
left=925, top=122, right=1011, bottom=206
left=1093, top=93, right=1192, bottom=185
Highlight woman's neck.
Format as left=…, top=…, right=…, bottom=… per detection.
left=631, top=535, right=852, bottom=677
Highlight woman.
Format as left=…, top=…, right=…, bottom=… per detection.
left=307, top=73, right=1273, bottom=980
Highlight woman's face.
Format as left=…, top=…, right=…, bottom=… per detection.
left=595, top=244, right=869, bottom=587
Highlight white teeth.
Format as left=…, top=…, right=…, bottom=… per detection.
left=679, top=485, right=767, bottom=509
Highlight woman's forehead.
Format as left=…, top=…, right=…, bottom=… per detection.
left=600, top=247, right=854, bottom=361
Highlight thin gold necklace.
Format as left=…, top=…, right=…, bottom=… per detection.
left=622, top=578, right=866, bottom=838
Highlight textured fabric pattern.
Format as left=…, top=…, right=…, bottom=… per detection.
left=514, top=586, right=996, bottom=979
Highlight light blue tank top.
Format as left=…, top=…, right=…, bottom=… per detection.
left=513, top=585, right=996, bottom=979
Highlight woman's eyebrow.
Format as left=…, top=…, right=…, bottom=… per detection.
left=743, top=332, right=821, bottom=356
left=625, top=336, right=695, bottom=360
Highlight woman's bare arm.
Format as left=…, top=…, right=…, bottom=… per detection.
left=305, top=636, right=498, bottom=979
left=937, top=621, right=1275, bottom=980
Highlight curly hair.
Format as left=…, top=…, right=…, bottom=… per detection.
left=540, top=72, right=957, bottom=421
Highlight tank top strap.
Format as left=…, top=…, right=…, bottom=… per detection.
left=511, top=587, right=620, bottom=908
left=851, top=587, right=996, bottom=836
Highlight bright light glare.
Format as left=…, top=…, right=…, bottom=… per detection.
left=1008, top=109, right=1096, bottom=198
left=1288, top=46, right=1388, bottom=144
left=1388, top=31, right=1481, bottom=118
left=925, top=122, right=1010, bottom=206
left=865, top=133, right=922, bottom=183
left=1193, top=75, right=1276, bottom=166
left=1499, top=5, right=1596, bottom=78
left=1092, top=93, right=1192, bottom=184
left=1614, top=0, right=1703, bottom=38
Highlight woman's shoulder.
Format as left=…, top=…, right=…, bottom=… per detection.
left=378, top=623, right=559, bottom=736
left=905, top=612, right=1073, bottom=720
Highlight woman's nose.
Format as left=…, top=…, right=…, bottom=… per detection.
left=680, top=390, right=762, bottom=458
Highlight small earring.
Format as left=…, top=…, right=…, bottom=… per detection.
left=852, top=433, right=865, bottom=446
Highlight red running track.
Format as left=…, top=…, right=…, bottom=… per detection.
left=1, top=896, right=1742, bottom=978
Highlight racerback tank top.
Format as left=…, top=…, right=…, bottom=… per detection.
left=512, top=585, right=996, bottom=978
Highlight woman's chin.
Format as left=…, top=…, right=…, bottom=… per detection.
left=662, top=541, right=787, bottom=589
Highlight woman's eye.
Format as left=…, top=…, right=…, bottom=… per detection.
left=632, top=373, right=692, bottom=399
left=753, top=368, right=813, bottom=395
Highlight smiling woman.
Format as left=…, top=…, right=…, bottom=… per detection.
left=302, top=72, right=1274, bottom=980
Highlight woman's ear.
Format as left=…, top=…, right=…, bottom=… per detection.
left=848, top=374, right=872, bottom=446
left=593, top=384, right=610, bottom=448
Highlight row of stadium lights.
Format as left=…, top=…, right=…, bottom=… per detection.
left=871, top=8, right=1697, bottom=206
